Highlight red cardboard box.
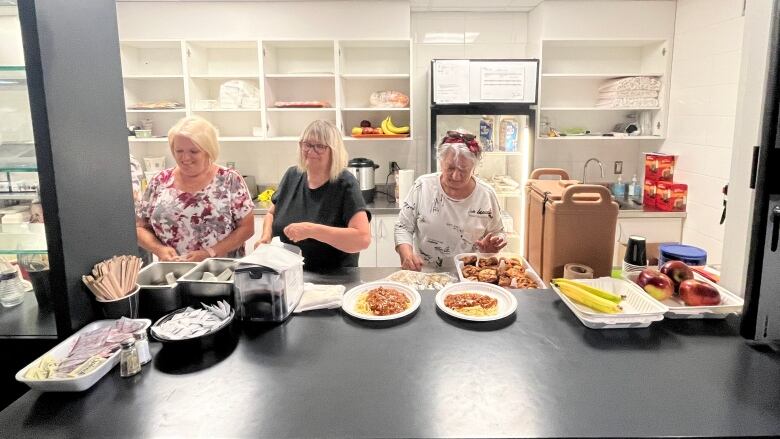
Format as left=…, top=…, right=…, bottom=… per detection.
left=643, top=179, right=657, bottom=208
left=645, top=153, right=676, bottom=181
left=656, top=181, right=688, bottom=211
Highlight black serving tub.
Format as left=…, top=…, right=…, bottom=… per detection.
left=137, top=261, right=198, bottom=320
left=150, top=307, right=238, bottom=352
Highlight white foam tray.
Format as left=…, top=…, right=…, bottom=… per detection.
left=435, top=281, right=517, bottom=322
left=16, top=318, right=151, bottom=392
left=552, top=277, right=668, bottom=329
left=342, top=281, right=421, bottom=321
left=623, top=271, right=744, bottom=319
left=453, top=252, right=546, bottom=289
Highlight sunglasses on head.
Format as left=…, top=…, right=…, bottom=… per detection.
left=445, top=130, right=476, bottom=142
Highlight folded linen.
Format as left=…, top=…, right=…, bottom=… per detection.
left=596, top=97, right=659, bottom=108
left=599, top=89, right=659, bottom=99
left=294, top=283, right=345, bottom=313
left=599, top=76, right=661, bottom=92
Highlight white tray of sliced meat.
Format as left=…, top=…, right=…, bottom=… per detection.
left=16, top=318, right=150, bottom=392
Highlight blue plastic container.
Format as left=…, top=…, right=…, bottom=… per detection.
left=658, top=244, right=707, bottom=267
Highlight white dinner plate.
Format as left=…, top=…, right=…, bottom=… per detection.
left=342, top=281, right=421, bottom=321
left=435, top=282, right=518, bottom=322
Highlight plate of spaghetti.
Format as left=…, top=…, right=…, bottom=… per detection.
left=342, top=281, right=421, bottom=321
left=435, top=282, right=517, bottom=321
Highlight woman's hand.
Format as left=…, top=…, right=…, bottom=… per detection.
left=475, top=232, right=507, bottom=253
left=155, top=246, right=180, bottom=261
left=254, top=234, right=272, bottom=249
left=182, top=249, right=210, bottom=262
left=397, top=244, right=423, bottom=271
left=283, top=222, right=318, bottom=243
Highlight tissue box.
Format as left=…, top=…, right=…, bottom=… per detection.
left=656, top=181, right=688, bottom=211
left=233, top=243, right=304, bottom=322
left=644, top=153, right=676, bottom=181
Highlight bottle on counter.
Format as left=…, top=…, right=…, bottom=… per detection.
left=613, top=175, right=626, bottom=199
left=119, top=338, right=141, bottom=378
left=498, top=116, right=519, bottom=152
left=134, top=330, right=152, bottom=366
left=628, top=174, right=639, bottom=201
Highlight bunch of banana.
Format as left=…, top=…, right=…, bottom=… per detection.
left=380, top=116, right=410, bottom=135
left=552, top=278, right=624, bottom=314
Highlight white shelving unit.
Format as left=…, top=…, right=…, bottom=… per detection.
left=537, top=39, right=671, bottom=141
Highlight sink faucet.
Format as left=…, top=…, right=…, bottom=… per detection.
left=583, top=158, right=605, bottom=184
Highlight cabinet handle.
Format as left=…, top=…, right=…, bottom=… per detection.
left=378, top=219, right=384, bottom=239
left=771, top=206, right=780, bottom=252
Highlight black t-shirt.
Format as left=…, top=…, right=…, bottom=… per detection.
left=272, top=166, right=370, bottom=272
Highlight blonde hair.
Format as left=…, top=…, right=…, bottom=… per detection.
left=167, top=116, right=220, bottom=163
left=298, top=120, right=348, bottom=181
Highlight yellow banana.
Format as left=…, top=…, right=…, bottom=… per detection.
left=351, top=127, right=362, bottom=135
left=553, top=278, right=624, bottom=304
left=379, top=118, right=389, bottom=135
left=385, top=116, right=410, bottom=134
left=554, top=281, right=622, bottom=314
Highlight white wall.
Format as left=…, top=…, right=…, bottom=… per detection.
left=659, top=0, right=745, bottom=265
left=0, top=8, right=24, bottom=65
left=720, top=0, right=774, bottom=295
left=410, top=11, right=528, bottom=175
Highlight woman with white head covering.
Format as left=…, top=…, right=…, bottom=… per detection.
left=394, top=130, right=506, bottom=270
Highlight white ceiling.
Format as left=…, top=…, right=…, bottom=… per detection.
left=410, top=0, right=543, bottom=12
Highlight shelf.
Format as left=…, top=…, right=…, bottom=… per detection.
left=192, top=108, right=262, bottom=112
left=540, top=107, right=661, bottom=111
left=266, top=108, right=335, bottom=112
left=538, top=136, right=665, bottom=141
left=541, top=73, right=663, bottom=78
left=342, top=108, right=409, bottom=112
left=0, top=224, right=47, bottom=254
left=123, top=75, right=184, bottom=79
left=494, top=190, right=522, bottom=198
left=0, top=167, right=37, bottom=173
left=219, top=137, right=264, bottom=142
left=265, top=73, right=334, bottom=78
left=189, top=74, right=260, bottom=79
left=341, top=74, right=410, bottom=79
left=263, top=136, right=300, bottom=142
left=344, top=136, right=413, bottom=142
left=0, top=193, right=38, bottom=200
left=126, top=109, right=186, bottom=113
left=127, top=137, right=168, bottom=142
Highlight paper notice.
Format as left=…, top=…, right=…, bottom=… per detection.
left=480, top=65, right=525, bottom=101
left=433, top=60, right=470, bottom=104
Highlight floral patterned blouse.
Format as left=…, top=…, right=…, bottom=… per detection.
left=137, top=167, right=254, bottom=258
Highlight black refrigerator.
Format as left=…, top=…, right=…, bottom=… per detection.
left=741, top=2, right=780, bottom=344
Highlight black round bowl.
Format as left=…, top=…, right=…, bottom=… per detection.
left=150, top=307, right=238, bottom=352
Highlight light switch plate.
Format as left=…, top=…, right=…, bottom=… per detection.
left=614, top=161, right=623, bottom=174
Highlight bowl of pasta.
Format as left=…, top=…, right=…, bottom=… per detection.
left=435, top=282, right=517, bottom=322
left=342, top=281, right=421, bottom=321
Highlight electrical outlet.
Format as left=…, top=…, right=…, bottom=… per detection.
left=614, top=161, right=623, bottom=175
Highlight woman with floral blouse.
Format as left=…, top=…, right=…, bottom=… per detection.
left=136, top=116, right=254, bottom=262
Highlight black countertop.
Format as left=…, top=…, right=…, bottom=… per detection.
left=0, top=291, right=56, bottom=339
left=1, top=267, right=779, bottom=438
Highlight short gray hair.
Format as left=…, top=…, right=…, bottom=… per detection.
left=436, top=142, right=479, bottom=169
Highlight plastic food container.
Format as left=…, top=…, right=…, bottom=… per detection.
left=552, top=277, right=667, bottom=329
left=137, top=261, right=198, bottom=320
left=177, top=258, right=237, bottom=307
left=454, top=252, right=545, bottom=289
left=15, top=318, right=151, bottom=392
left=134, top=129, right=152, bottom=138
left=658, top=244, right=707, bottom=266
left=623, top=271, right=743, bottom=319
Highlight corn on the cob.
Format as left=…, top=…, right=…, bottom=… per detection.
left=553, top=278, right=624, bottom=304
left=554, top=281, right=623, bottom=314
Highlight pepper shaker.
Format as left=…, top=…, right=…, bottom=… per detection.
left=134, top=330, right=152, bottom=366
left=119, top=338, right=141, bottom=377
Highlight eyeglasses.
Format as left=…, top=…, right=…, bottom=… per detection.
left=299, top=141, right=330, bottom=154
left=445, top=130, right=476, bottom=142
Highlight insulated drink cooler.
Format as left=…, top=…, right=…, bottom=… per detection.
left=525, top=169, right=619, bottom=282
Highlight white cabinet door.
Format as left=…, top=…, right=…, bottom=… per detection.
left=245, top=214, right=265, bottom=253
left=359, top=218, right=378, bottom=267
left=376, top=215, right=400, bottom=268
left=613, top=217, right=684, bottom=265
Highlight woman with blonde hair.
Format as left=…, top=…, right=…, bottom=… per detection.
left=258, top=120, right=371, bottom=272
left=136, top=116, right=254, bottom=261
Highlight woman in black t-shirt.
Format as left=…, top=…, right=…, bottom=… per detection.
left=257, top=120, right=371, bottom=272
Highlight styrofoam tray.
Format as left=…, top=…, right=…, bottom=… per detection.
left=435, top=282, right=517, bottom=322
left=623, top=271, right=744, bottom=319
left=16, top=318, right=151, bottom=392
left=551, top=277, right=667, bottom=329
left=342, top=281, right=421, bottom=321
left=453, top=252, right=546, bottom=289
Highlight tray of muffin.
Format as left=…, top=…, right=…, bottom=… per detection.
left=454, top=253, right=545, bottom=290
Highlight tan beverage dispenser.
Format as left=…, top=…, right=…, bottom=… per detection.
left=525, top=169, right=619, bottom=282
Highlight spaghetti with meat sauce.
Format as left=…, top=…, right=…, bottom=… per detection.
left=444, top=292, right=498, bottom=316
left=355, top=287, right=410, bottom=316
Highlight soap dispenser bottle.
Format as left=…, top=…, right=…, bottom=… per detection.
left=628, top=174, right=639, bottom=201
left=613, top=175, right=626, bottom=199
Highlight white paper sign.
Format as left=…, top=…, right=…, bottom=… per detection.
left=433, top=60, right=470, bottom=104
left=480, top=66, right=525, bottom=101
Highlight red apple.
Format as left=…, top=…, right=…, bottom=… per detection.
left=660, top=260, right=694, bottom=293
left=636, top=268, right=675, bottom=301
left=678, top=279, right=721, bottom=306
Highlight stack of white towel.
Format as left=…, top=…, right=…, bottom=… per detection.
left=596, top=76, right=661, bottom=108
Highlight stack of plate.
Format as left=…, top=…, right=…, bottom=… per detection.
left=621, top=260, right=646, bottom=276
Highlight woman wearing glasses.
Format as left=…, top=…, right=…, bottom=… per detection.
left=136, top=116, right=255, bottom=262
left=394, top=131, right=506, bottom=270
left=257, top=120, right=371, bottom=272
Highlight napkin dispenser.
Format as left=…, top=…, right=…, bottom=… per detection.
left=233, top=244, right=304, bottom=322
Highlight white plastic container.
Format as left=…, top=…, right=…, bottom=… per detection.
left=623, top=271, right=744, bottom=319
left=454, top=252, right=546, bottom=289
left=551, top=277, right=668, bottom=329
left=16, top=319, right=151, bottom=392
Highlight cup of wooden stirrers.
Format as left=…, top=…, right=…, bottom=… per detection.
left=82, top=255, right=143, bottom=319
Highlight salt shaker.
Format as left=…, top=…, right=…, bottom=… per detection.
left=119, top=338, right=141, bottom=377
left=133, top=330, right=152, bottom=365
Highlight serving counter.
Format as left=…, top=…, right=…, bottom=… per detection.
left=1, top=267, right=778, bottom=438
